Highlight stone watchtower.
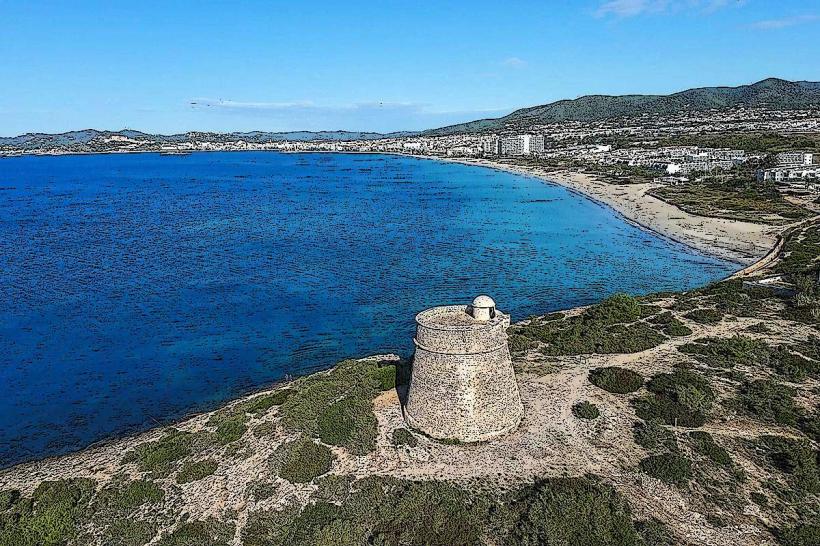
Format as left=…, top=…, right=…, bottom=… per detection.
left=403, top=295, right=524, bottom=443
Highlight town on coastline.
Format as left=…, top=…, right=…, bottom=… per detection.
left=4, top=103, right=819, bottom=196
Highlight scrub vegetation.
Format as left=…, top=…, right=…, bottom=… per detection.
left=649, top=181, right=810, bottom=225
left=509, top=294, right=675, bottom=356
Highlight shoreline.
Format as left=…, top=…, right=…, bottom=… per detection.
left=425, top=155, right=779, bottom=266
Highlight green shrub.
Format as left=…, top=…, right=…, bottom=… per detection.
left=0, top=490, right=19, bottom=511
left=633, top=420, right=678, bottom=452
left=176, top=459, right=218, bottom=484
left=633, top=369, right=715, bottom=427
left=572, top=401, right=600, bottom=419
left=505, top=477, right=641, bottom=545
left=392, top=428, right=418, bottom=447
left=639, top=453, right=693, bottom=485
left=239, top=389, right=296, bottom=415
left=778, top=517, right=820, bottom=546
left=587, top=293, right=642, bottom=324
left=754, top=436, right=819, bottom=496
left=749, top=491, right=767, bottom=506
left=103, top=519, right=158, bottom=546
left=0, top=478, right=96, bottom=546
left=215, top=415, right=248, bottom=445
left=96, top=479, right=164, bottom=512
left=634, top=518, right=675, bottom=546
left=664, top=319, right=692, bottom=337
left=369, top=364, right=397, bottom=391
left=278, top=440, right=335, bottom=483
left=508, top=333, right=538, bottom=353
left=745, top=323, right=770, bottom=334
left=799, top=411, right=820, bottom=442
left=684, top=308, right=724, bottom=324
left=769, top=348, right=819, bottom=382
left=244, top=476, right=487, bottom=546
left=688, top=431, right=731, bottom=466
left=278, top=360, right=384, bottom=435
left=737, top=380, right=801, bottom=426
left=317, top=397, right=377, bottom=455
left=157, top=519, right=235, bottom=546
left=589, top=367, right=644, bottom=394
left=122, top=430, right=194, bottom=475
left=511, top=296, right=666, bottom=356
left=679, top=335, right=770, bottom=368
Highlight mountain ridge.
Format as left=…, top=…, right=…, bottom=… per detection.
left=424, top=78, right=820, bottom=135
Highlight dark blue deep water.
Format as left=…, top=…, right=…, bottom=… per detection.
left=0, top=152, right=736, bottom=466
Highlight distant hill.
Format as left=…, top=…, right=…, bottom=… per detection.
left=0, top=129, right=419, bottom=151
left=425, top=78, right=820, bottom=135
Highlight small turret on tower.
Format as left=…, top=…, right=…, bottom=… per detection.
left=470, top=294, right=496, bottom=321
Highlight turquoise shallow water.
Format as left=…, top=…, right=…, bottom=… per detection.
left=0, top=152, right=736, bottom=466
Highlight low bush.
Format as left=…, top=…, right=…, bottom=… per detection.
left=214, top=415, right=248, bottom=445
left=317, top=397, right=377, bottom=455
left=688, top=431, right=731, bottom=467
left=634, top=518, right=675, bottom=546
left=0, top=490, right=19, bottom=511
left=508, top=333, right=538, bottom=353
left=649, top=312, right=692, bottom=337
left=678, top=335, right=769, bottom=369
left=504, top=477, right=641, bottom=545
left=572, top=401, right=600, bottom=419
left=753, top=435, right=819, bottom=497
left=633, top=420, right=677, bottom=452
left=586, top=293, right=642, bottom=324
left=737, top=380, right=801, bottom=426
left=0, top=478, right=96, bottom=546
left=799, top=411, right=820, bottom=442
left=778, top=517, right=820, bottom=546
left=243, top=475, right=646, bottom=546
left=511, top=295, right=667, bottom=356
left=392, top=428, right=418, bottom=447
left=156, top=519, right=235, bottom=546
left=95, top=479, right=164, bottom=512
left=639, top=453, right=693, bottom=485
left=278, top=440, right=335, bottom=484
left=749, top=491, right=767, bottom=506
left=103, top=519, right=158, bottom=546
left=684, top=308, right=724, bottom=324
left=122, top=429, right=193, bottom=475
left=238, top=389, right=296, bottom=415
left=589, top=367, right=644, bottom=394
left=633, top=369, right=715, bottom=427
left=176, top=459, right=218, bottom=484
left=243, top=476, right=487, bottom=546
left=768, top=348, right=818, bottom=382
left=369, top=364, right=397, bottom=391
left=278, top=360, right=387, bottom=435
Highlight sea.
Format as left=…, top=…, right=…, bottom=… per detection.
left=0, top=152, right=737, bottom=467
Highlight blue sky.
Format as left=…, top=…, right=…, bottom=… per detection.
left=1, top=0, right=818, bottom=136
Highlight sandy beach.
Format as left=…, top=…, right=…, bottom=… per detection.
left=438, top=157, right=779, bottom=266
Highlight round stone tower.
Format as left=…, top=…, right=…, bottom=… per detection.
left=403, top=295, right=524, bottom=443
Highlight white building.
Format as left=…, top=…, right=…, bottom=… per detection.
left=758, top=166, right=820, bottom=192
left=480, top=136, right=501, bottom=155
left=499, top=134, right=545, bottom=156
left=776, top=152, right=814, bottom=166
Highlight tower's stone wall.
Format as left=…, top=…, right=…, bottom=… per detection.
left=404, top=304, right=523, bottom=443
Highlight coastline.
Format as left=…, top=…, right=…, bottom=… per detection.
left=427, top=156, right=779, bottom=266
